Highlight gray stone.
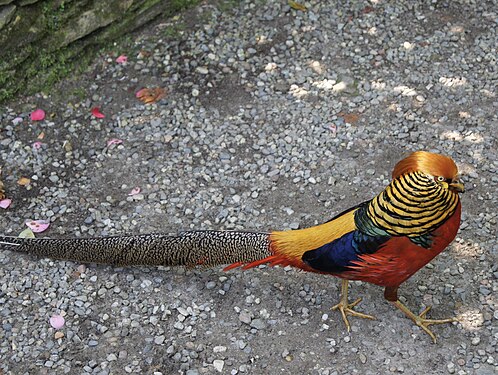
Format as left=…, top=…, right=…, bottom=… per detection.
left=154, top=335, right=165, bottom=345
left=249, top=319, right=266, bottom=330
left=239, top=311, right=252, bottom=324
left=0, top=4, right=15, bottom=30
left=213, top=360, right=224, bottom=373
left=18, top=0, right=38, bottom=5
left=60, top=0, right=133, bottom=47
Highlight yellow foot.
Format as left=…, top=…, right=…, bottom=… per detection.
left=392, top=301, right=458, bottom=343
left=332, top=280, right=376, bottom=331
left=332, top=297, right=376, bottom=332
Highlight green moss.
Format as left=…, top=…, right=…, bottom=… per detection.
left=0, top=70, right=16, bottom=103
left=37, top=52, right=71, bottom=87
left=70, top=87, right=87, bottom=101
left=172, top=0, right=201, bottom=10
left=43, top=1, right=63, bottom=31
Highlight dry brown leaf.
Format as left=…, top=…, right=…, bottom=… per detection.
left=138, top=50, right=152, bottom=58
left=289, top=1, right=307, bottom=11
left=339, top=112, right=360, bottom=124
left=362, top=6, right=375, bottom=14
left=63, top=140, right=73, bottom=152
left=136, top=87, right=167, bottom=104
left=17, top=177, right=31, bottom=186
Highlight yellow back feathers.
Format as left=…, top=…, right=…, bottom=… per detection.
left=270, top=208, right=357, bottom=261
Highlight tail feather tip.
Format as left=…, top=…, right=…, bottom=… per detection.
left=0, top=241, right=20, bottom=246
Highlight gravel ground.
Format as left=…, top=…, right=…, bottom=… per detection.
left=1, top=1, right=497, bottom=374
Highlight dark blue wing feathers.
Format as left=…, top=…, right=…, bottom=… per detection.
left=301, top=203, right=391, bottom=273
left=302, top=230, right=390, bottom=273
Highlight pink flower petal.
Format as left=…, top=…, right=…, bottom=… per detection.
left=30, top=109, right=46, bottom=121
left=33, top=141, right=43, bottom=150
left=50, top=315, right=65, bottom=329
left=25, top=220, right=50, bottom=233
left=0, top=199, right=12, bottom=209
left=12, top=117, right=23, bottom=125
left=135, top=88, right=145, bottom=98
left=116, top=55, right=128, bottom=64
left=128, top=187, right=141, bottom=196
left=107, top=138, right=123, bottom=147
left=91, top=107, right=105, bottom=119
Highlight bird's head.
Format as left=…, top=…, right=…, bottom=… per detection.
left=392, top=151, right=464, bottom=193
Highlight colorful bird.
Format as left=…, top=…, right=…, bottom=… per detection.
left=0, top=151, right=464, bottom=342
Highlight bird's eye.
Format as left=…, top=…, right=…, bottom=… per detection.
left=436, top=176, right=445, bottom=182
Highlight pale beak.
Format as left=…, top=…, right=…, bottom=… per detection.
left=449, top=181, right=465, bottom=193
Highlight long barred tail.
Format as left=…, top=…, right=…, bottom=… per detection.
left=0, top=231, right=273, bottom=268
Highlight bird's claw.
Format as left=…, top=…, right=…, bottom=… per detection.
left=332, top=297, right=376, bottom=332
left=411, top=306, right=458, bottom=344
left=393, top=301, right=458, bottom=343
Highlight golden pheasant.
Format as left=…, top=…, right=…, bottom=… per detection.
left=0, top=151, right=464, bottom=342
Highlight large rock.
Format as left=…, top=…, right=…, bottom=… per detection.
left=59, top=0, right=134, bottom=47
left=0, top=4, right=15, bottom=30
left=0, top=0, right=190, bottom=103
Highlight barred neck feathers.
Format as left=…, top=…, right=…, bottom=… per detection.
left=367, top=171, right=459, bottom=236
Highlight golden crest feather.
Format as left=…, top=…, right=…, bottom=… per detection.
left=392, top=151, right=458, bottom=180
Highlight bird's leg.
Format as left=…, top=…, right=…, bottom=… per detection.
left=385, top=287, right=457, bottom=344
left=332, top=279, right=376, bottom=331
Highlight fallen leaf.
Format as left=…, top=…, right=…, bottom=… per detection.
left=33, top=141, right=43, bottom=150
left=136, top=87, right=166, bottom=104
left=0, top=179, right=4, bottom=200
left=91, top=107, right=105, bottom=119
left=138, top=50, right=152, bottom=58
left=339, top=112, right=360, bottom=124
left=116, top=55, right=128, bottom=64
left=26, top=220, right=50, bottom=233
left=70, top=270, right=81, bottom=279
left=362, top=6, right=375, bottom=14
left=17, top=177, right=31, bottom=186
left=77, top=264, right=87, bottom=274
left=69, top=264, right=86, bottom=279
left=37, top=131, right=45, bottom=140
left=30, top=109, right=45, bottom=121
left=129, top=187, right=141, bottom=196
left=12, top=117, right=23, bottom=125
left=18, top=228, right=35, bottom=238
left=107, top=138, right=123, bottom=147
left=0, top=199, right=12, bottom=209
left=63, top=140, right=73, bottom=152
left=289, top=0, right=307, bottom=11
left=49, top=315, right=65, bottom=329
